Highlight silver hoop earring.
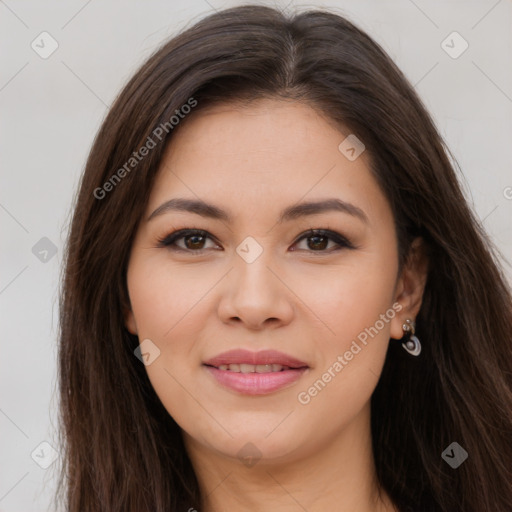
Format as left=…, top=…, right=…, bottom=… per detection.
left=401, top=318, right=421, bottom=356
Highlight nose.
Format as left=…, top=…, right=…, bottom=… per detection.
left=217, top=250, right=295, bottom=331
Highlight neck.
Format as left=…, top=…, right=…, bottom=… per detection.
left=184, top=403, right=397, bottom=512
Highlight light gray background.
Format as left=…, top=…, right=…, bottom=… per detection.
left=1, top=1, right=511, bottom=510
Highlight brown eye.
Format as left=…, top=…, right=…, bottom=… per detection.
left=292, top=229, right=353, bottom=253
left=306, top=234, right=329, bottom=250
left=157, top=229, right=219, bottom=252
left=182, top=233, right=207, bottom=250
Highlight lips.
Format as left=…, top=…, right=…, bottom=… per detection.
left=203, top=349, right=308, bottom=369
left=203, top=349, right=309, bottom=395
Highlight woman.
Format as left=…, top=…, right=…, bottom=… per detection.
left=55, top=5, right=512, bottom=511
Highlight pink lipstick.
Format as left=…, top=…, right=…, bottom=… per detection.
left=203, top=349, right=309, bottom=395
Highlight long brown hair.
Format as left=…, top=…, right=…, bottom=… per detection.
left=55, top=5, right=512, bottom=511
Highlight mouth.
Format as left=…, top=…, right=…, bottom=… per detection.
left=203, top=349, right=309, bottom=395
left=210, top=363, right=302, bottom=373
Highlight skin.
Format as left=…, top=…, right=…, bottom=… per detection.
left=124, top=98, right=428, bottom=512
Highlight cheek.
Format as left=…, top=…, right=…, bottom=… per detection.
left=127, top=258, right=212, bottom=428
left=127, top=255, right=212, bottom=340
left=296, top=253, right=397, bottom=347
left=332, top=271, right=396, bottom=344
left=294, top=252, right=397, bottom=412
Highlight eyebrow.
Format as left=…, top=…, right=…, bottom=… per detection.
left=147, top=197, right=368, bottom=224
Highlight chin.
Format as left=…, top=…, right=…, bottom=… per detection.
left=185, top=417, right=310, bottom=464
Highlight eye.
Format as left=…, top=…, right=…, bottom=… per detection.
left=156, top=229, right=220, bottom=253
left=291, top=229, right=354, bottom=253
left=157, top=228, right=354, bottom=254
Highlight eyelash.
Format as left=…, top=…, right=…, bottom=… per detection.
left=156, top=227, right=355, bottom=255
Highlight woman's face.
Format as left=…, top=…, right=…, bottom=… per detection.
left=125, top=98, right=408, bottom=463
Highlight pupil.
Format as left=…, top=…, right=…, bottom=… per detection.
left=186, top=235, right=204, bottom=249
left=309, top=235, right=327, bottom=250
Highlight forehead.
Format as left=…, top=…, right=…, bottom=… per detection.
left=163, top=98, right=350, bottom=167
left=147, top=99, right=388, bottom=227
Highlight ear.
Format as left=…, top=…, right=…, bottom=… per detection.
left=390, top=237, right=429, bottom=340
left=122, top=295, right=138, bottom=335
left=124, top=307, right=138, bottom=335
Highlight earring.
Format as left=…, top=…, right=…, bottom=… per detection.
left=401, top=318, right=421, bottom=356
